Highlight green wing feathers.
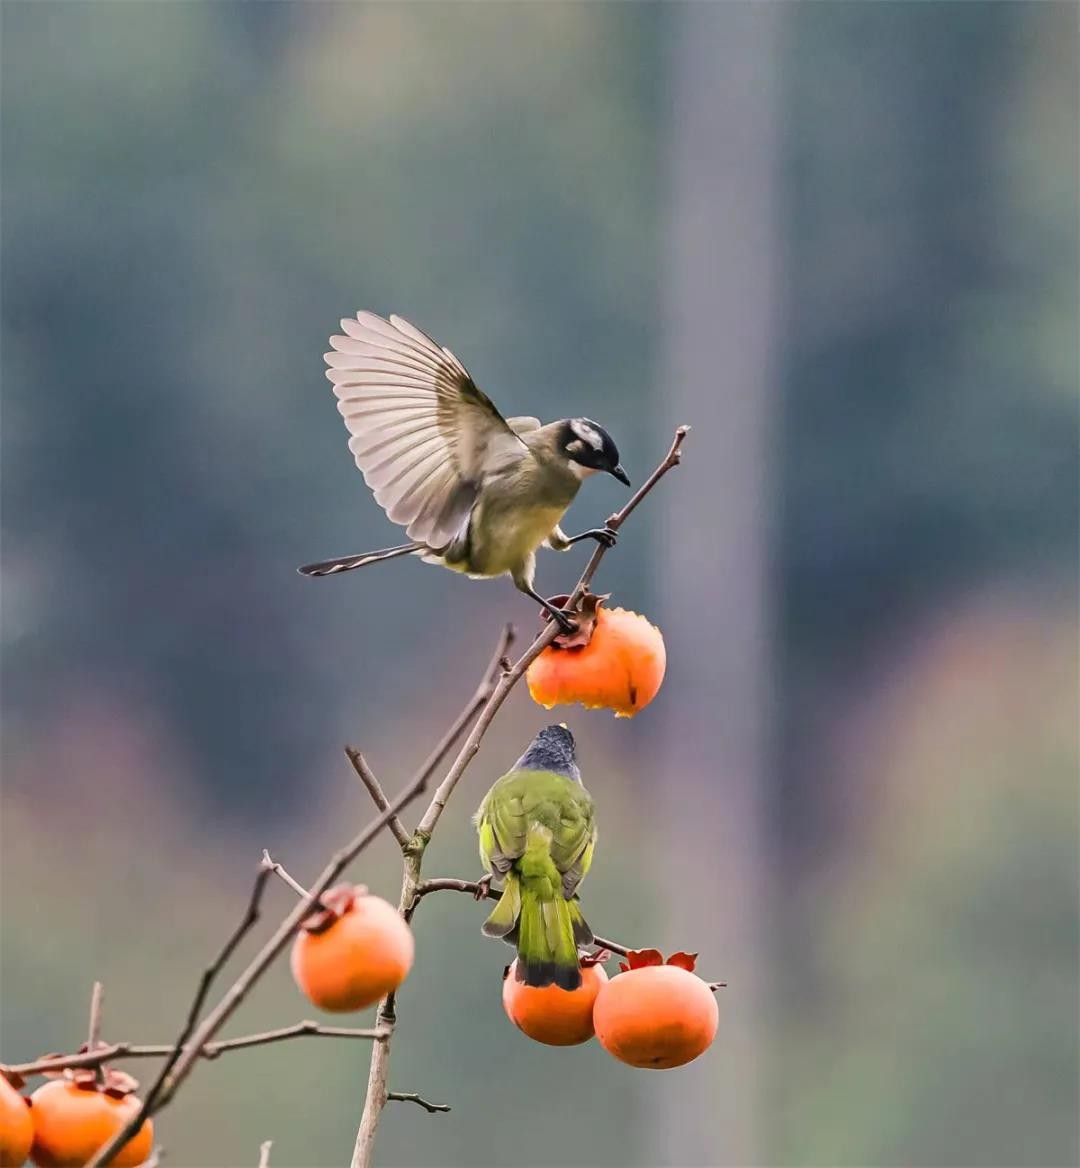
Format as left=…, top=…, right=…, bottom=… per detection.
left=481, top=871, right=520, bottom=939
left=475, top=770, right=596, bottom=990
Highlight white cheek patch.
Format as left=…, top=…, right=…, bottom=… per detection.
left=566, top=439, right=586, bottom=455
left=570, top=419, right=604, bottom=451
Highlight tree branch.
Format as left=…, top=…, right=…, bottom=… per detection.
left=569, top=423, right=689, bottom=606
left=87, top=981, right=105, bottom=1049
left=412, top=428, right=689, bottom=844
left=349, top=428, right=691, bottom=1168
left=85, top=430, right=688, bottom=1168
left=258, top=1139, right=273, bottom=1168
left=413, top=877, right=631, bottom=956
left=85, top=621, right=521, bottom=1168
left=9, top=1023, right=387, bottom=1079
left=345, top=749, right=411, bottom=849
left=85, top=864, right=272, bottom=1165
left=387, top=1091, right=451, bottom=1114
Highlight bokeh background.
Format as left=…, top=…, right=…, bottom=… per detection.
left=2, top=3, right=1077, bottom=1166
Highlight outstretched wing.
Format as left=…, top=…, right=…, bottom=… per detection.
left=326, top=312, right=529, bottom=547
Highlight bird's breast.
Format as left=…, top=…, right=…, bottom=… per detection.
left=464, top=494, right=571, bottom=577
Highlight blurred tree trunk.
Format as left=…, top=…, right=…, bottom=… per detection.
left=652, top=3, right=780, bottom=1164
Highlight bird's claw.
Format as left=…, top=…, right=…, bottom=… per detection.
left=553, top=610, right=579, bottom=635
left=594, top=526, right=618, bottom=549
left=474, top=875, right=493, bottom=901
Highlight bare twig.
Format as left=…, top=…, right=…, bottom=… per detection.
left=258, top=1140, right=273, bottom=1168
left=87, top=981, right=105, bottom=1048
left=345, top=749, right=411, bottom=849
left=569, top=424, right=689, bottom=607
left=387, top=1091, right=451, bottom=1114
left=203, top=1021, right=387, bottom=1058
left=11, top=1023, right=385, bottom=1078
left=412, top=877, right=631, bottom=956
left=86, top=622, right=519, bottom=1168
left=86, top=981, right=106, bottom=1084
left=407, top=622, right=517, bottom=823
left=86, top=866, right=273, bottom=1165
left=258, top=850, right=329, bottom=908
left=414, top=638, right=557, bottom=843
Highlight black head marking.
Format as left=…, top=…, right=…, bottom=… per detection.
left=559, top=419, right=629, bottom=485
left=513, top=723, right=581, bottom=782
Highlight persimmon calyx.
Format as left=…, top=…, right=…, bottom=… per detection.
left=298, top=883, right=369, bottom=935
left=618, top=948, right=699, bottom=973
left=538, top=592, right=611, bottom=649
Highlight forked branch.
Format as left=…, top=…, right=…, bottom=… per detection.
left=82, top=427, right=689, bottom=1168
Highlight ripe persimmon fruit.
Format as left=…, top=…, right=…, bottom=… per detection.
left=29, top=1072, right=153, bottom=1168
left=593, top=950, right=719, bottom=1069
left=501, top=957, right=608, bottom=1046
left=526, top=594, right=666, bottom=718
left=291, top=884, right=414, bottom=1012
left=0, top=1072, right=34, bottom=1167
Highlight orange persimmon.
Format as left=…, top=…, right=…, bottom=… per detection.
left=0, top=1072, right=33, bottom=1167
left=593, top=950, right=718, bottom=1069
left=526, top=595, right=665, bottom=718
left=290, top=884, right=414, bottom=1012
left=501, top=958, right=608, bottom=1046
left=29, top=1073, right=153, bottom=1168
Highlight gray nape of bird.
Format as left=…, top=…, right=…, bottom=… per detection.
left=299, top=311, right=630, bottom=631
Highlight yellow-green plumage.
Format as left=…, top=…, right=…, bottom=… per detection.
left=474, top=726, right=596, bottom=990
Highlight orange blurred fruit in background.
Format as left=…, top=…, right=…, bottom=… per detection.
left=29, top=1079, right=153, bottom=1168
left=290, top=885, right=414, bottom=1012
left=0, top=1074, right=34, bottom=1167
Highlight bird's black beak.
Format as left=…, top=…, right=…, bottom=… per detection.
left=610, top=464, right=631, bottom=487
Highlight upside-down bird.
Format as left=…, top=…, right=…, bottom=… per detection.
left=298, top=311, right=629, bottom=631
left=474, top=724, right=596, bottom=989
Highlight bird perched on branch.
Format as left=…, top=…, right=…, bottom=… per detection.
left=298, top=311, right=629, bottom=631
left=474, top=724, right=596, bottom=989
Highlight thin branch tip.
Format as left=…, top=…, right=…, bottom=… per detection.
left=387, top=1091, right=451, bottom=1114
left=344, top=749, right=411, bottom=847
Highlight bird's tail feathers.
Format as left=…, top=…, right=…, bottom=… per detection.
left=516, top=887, right=582, bottom=991
left=568, top=897, right=593, bottom=948
left=481, top=873, right=521, bottom=939
left=298, top=542, right=422, bottom=577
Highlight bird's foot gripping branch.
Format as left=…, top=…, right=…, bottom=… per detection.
left=1, top=427, right=714, bottom=1168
